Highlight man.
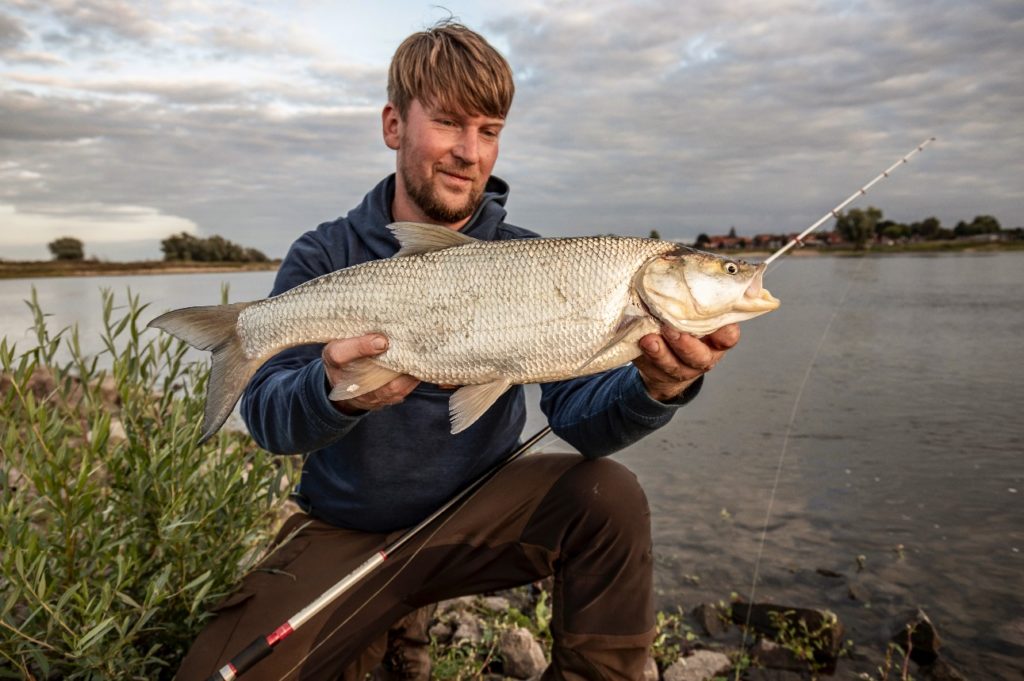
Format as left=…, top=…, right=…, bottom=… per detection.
left=177, top=21, right=739, bottom=681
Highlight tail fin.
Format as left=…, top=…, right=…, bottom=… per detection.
left=148, top=302, right=260, bottom=444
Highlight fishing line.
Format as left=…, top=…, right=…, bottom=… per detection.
left=274, top=432, right=559, bottom=681
left=736, top=257, right=866, bottom=664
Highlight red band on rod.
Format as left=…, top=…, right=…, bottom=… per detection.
left=266, top=623, right=294, bottom=647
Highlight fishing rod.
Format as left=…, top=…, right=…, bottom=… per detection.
left=207, top=425, right=552, bottom=681
left=763, top=137, right=936, bottom=265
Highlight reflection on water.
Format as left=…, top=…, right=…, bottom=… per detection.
left=2, top=254, right=1022, bottom=678
left=0, top=271, right=278, bottom=360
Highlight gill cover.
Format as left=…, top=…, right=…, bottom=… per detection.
left=635, top=247, right=780, bottom=336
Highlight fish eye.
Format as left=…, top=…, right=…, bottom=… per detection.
left=724, top=262, right=739, bottom=275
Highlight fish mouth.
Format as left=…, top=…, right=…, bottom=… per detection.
left=737, top=264, right=780, bottom=312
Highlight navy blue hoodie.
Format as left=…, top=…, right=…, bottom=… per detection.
left=240, top=174, right=702, bottom=532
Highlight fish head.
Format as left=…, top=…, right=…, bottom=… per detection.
left=636, top=247, right=780, bottom=336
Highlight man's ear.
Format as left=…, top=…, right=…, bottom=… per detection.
left=382, top=103, right=401, bottom=150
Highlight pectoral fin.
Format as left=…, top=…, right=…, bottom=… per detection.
left=328, top=359, right=403, bottom=401
left=576, top=309, right=647, bottom=373
left=449, top=379, right=512, bottom=434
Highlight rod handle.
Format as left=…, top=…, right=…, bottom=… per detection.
left=206, top=635, right=272, bottom=680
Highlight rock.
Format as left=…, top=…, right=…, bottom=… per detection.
left=498, top=627, right=547, bottom=679
left=749, top=638, right=804, bottom=671
left=919, top=658, right=968, bottom=681
left=642, top=655, right=659, bottom=681
left=428, top=620, right=453, bottom=644
left=744, top=669, right=807, bottom=681
left=497, top=586, right=537, bottom=612
left=730, top=601, right=844, bottom=667
left=663, top=650, right=732, bottom=681
left=890, top=608, right=940, bottom=665
left=479, top=596, right=511, bottom=612
left=436, top=596, right=475, bottom=617
left=450, top=611, right=484, bottom=645
left=692, top=603, right=731, bottom=638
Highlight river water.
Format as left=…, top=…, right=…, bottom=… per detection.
left=1, top=253, right=1022, bottom=678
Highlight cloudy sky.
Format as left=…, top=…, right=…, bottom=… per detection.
left=1, top=0, right=1021, bottom=260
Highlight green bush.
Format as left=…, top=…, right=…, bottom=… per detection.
left=0, top=289, right=294, bottom=679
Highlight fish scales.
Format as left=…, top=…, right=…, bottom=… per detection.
left=237, top=236, right=677, bottom=385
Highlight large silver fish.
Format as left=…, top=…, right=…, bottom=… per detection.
left=149, top=222, right=780, bottom=442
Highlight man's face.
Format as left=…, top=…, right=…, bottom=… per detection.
left=384, top=99, right=504, bottom=228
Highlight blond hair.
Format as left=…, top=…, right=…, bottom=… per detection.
left=388, top=21, right=514, bottom=119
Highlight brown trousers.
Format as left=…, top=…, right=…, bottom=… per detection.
left=176, top=454, right=655, bottom=681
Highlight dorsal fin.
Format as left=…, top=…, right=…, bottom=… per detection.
left=389, top=222, right=478, bottom=257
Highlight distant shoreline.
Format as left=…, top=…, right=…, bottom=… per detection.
left=2, top=241, right=1020, bottom=280
left=0, top=260, right=281, bottom=280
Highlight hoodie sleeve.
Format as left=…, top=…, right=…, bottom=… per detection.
left=240, top=230, right=364, bottom=454
left=539, top=366, right=703, bottom=459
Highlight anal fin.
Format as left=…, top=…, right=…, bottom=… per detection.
left=328, top=359, right=403, bottom=401
left=449, top=379, right=512, bottom=434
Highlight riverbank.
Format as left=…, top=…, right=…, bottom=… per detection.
left=0, top=259, right=281, bottom=280
left=423, top=585, right=965, bottom=681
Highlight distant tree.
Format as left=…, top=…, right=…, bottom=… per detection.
left=881, top=223, right=910, bottom=240
left=695, top=233, right=710, bottom=248
left=915, top=216, right=942, bottom=239
left=48, top=237, right=84, bottom=261
left=727, top=226, right=737, bottom=238
left=648, top=229, right=661, bottom=240
left=244, top=247, right=270, bottom=263
left=161, top=232, right=268, bottom=262
left=954, top=215, right=1001, bottom=238
left=835, top=206, right=882, bottom=249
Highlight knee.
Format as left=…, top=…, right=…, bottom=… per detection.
left=533, top=458, right=651, bottom=548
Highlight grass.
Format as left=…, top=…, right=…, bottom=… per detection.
left=0, top=288, right=294, bottom=679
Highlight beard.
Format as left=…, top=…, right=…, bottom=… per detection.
left=400, top=161, right=484, bottom=225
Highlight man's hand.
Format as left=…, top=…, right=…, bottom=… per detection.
left=322, top=334, right=420, bottom=415
left=633, top=323, right=741, bottom=402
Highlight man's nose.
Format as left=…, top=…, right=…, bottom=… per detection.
left=452, top=130, right=480, bottom=164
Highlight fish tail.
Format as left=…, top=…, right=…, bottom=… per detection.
left=148, top=302, right=260, bottom=444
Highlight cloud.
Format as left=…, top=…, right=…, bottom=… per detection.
left=486, top=0, right=1023, bottom=237
left=34, top=0, right=163, bottom=45
left=0, top=10, right=27, bottom=49
left=0, top=202, right=198, bottom=260
left=0, top=0, right=1020, bottom=261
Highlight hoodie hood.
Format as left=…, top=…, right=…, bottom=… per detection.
left=345, top=173, right=512, bottom=261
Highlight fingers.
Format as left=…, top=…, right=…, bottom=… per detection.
left=704, top=323, right=741, bottom=351
left=322, top=334, right=389, bottom=369
left=637, top=333, right=705, bottom=383
left=322, top=334, right=420, bottom=414
left=634, top=323, right=741, bottom=402
left=344, top=375, right=420, bottom=412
